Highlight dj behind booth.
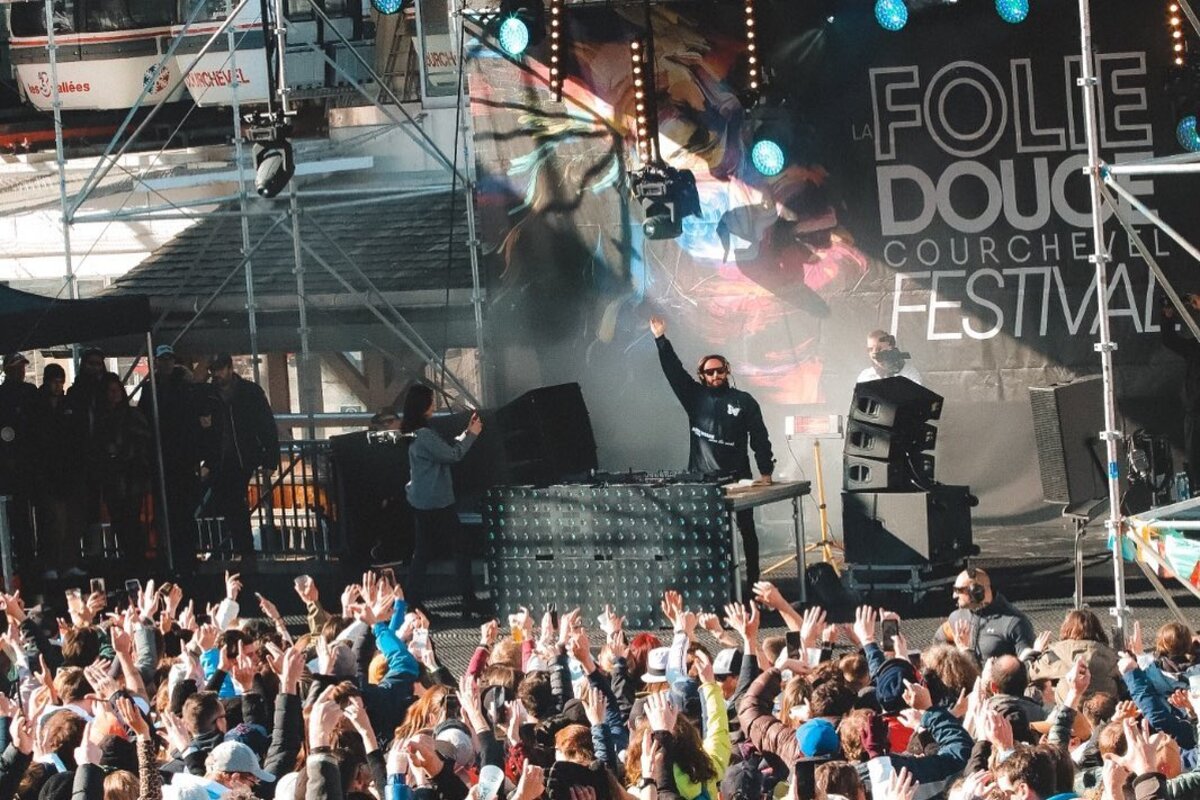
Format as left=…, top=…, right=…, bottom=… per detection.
left=332, top=384, right=809, bottom=626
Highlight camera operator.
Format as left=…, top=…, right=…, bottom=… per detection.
left=1160, top=292, right=1200, bottom=488
left=855, top=330, right=923, bottom=385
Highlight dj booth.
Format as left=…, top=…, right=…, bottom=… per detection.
left=338, top=383, right=811, bottom=624
left=485, top=478, right=810, bottom=629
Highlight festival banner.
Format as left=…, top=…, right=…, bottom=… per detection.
left=468, top=0, right=1196, bottom=544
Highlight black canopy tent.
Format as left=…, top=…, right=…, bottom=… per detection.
left=0, top=285, right=174, bottom=580
left=0, top=285, right=151, bottom=352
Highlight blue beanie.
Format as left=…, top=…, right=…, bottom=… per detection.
left=795, top=718, right=840, bottom=758
left=873, top=658, right=919, bottom=713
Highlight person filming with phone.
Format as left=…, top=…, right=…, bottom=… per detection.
left=401, top=384, right=486, bottom=619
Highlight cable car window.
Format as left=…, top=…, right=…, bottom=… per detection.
left=84, top=0, right=135, bottom=31
left=126, top=0, right=175, bottom=26
left=287, top=0, right=314, bottom=19
left=10, top=0, right=76, bottom=36
left=178, top=0, right=234, bottom=23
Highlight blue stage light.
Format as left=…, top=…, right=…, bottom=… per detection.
left=1178, top=115, right=1200, bottom=152
left=751, top=139, right=785, bottom=176
left=995, top=0, right=1028, bottom=23
left=498, top=16, right=531, bottom=55
left=874, top=0, right=908, bottom=31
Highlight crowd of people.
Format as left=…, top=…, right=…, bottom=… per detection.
left=0, top=562, right=1188, bottom=800
left=0, top=346, right=278, bottom=583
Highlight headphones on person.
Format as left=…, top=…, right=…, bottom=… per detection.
left=965, top=566, right=987, bottom=604
left=696, top=354, right=731, bottom=378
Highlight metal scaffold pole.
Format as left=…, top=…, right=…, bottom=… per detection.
left=45, top=0, right=79, bottom=364
left=227, top=0, right=262, bottom=383
left=1076, top=0, right=1128, bottom=625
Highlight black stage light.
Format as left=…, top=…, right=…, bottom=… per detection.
left=253, top=138, right=294, bottom=198
left=630, top=165, right=700, bottom=240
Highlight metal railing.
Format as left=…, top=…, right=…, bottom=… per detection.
left=195, top=439, right=345, bottom=561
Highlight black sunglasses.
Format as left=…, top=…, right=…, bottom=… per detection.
left=701, top=367, right=728, bottom=376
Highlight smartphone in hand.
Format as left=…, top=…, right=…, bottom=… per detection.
left=881, top=619, right=900, bottom=653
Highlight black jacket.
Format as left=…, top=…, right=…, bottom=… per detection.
left=934, top=593, right=1036, bottom=660
left=655, top=337, right=774, bottom=479
left=197, top=375, right=279, bottom=475
left=1162, top=315, right=1200, bottom=414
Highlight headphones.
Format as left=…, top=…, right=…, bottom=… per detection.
left=696, top=354, right=731, bottom=378
left=965, top=566, right=987, bottom=604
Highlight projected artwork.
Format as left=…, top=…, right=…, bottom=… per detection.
left=469, top=0, right=1197, bottom=522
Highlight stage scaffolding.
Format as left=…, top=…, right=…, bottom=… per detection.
left=22, top=0, right=486, bottom=411
left=6, top=0, right=487, bottom=569
left=1076, top=0, right=1200, bottom=625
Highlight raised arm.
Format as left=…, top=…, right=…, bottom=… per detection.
left=651, top=318, right=699, bottom=410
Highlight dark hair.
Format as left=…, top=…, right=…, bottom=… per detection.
left=1059, top=609, right=1108, bottom=645
left=815, top=761, right=862, bottom=800
left=1033, top=743, right=1075, bottom=795
left=996, top=746, right=1056, bottom=800
left=61, top=627, right=101, bottom=667
left=100, top=373, right=127, bottom=404
left=695, top=354, right=730, bottom=376
left=209, top=353, right=233, bottom=370
left=183, top=691, right=223, bottom=734
left=54, top=667, right=93, bottom=704
left=809, top=681, right=855, bottom=718
left=1081, top=692, right=1117, bottom=726
left=42, top=364, right=66, bottom=382
left=400, top=385, right=434, bottom=433
left=517, top=671, right=556, bottom=719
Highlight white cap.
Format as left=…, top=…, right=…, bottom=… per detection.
left=713, top=647, right=741, bottom=677
left=642, top=646, right=670, bottom=683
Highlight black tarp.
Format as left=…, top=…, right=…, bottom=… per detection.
left=0, top=285, right=151, bottom=352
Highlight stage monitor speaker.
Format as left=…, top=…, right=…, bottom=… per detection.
left=844, top=453, right=934, bottom=491
left=495, top=383, right=598, bottom=485
left=1029, top=376, right=1106, bottom=506
left=844, top=419, right=938, bottom=460
left=842, top=486, right=973, bottom=566
left=850, top=377, right=944, bottom=429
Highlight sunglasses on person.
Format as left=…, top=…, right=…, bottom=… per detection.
left=701, top=367, right=728, bottom=376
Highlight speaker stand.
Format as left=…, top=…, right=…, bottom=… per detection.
left=805, top=439, right=843, bottom=571
left=763, top=438, right=843, bottom=582
left=1063, top=497, right=1107, bottom=610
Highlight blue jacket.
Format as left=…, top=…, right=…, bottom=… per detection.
left=1123, top=668, right=1197, bottom=749
left=867, top=708, right=972, bottom=800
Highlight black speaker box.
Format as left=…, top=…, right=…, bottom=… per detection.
left=843, top=453, right=934, bottom=491
left=1028, top=376, right=1106, bottom=506
left=850, top=377, right=944, bottom=428
left=844, top=419, right=938, bottom=460
left=495, top=383, right=598, bottom=485
left=842, top=486, right=973, bottom=566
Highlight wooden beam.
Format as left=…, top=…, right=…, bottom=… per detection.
left=265, top=352, right=291, bottom=414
